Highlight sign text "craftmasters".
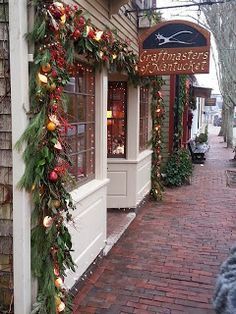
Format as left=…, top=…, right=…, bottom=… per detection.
left=139, top=48, right=209, bottom=76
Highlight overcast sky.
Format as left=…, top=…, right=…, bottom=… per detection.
left=156, top=0, right=221, bottom=94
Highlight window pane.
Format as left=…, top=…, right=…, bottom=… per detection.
left=107, top=82, right=127, bottom=158
left=87, top=123, right=95, bottom=150
left=139, top=87, right=149, bottom=152
left=87, top=96, right=95, bottom=122
left=64, top=63, right=95, bottom=184
left=77, top=153, right=86, bottom=180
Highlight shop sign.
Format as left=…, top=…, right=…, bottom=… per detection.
left=139, top=20, right=210, bottom=76
left=205, top=98, right=216, bottom=106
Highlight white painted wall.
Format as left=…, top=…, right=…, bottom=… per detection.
left=65, top=69, right=109, bottom=287
left=9, top=1, right=32, bottom=313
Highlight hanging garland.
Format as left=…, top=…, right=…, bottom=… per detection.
left=173, top=75, right=187, bottom=150
left=16, top=1, right=140, bottom=313
left=146, top=78, right=165, bottom=201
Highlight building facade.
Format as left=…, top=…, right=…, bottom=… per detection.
left=7, top=1, right=170, bottom=312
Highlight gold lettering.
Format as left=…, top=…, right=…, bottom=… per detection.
left=183, top=63, right=188, bottom=71
left=162, top=51, right=168, bottom=61
left=203, top=52, right=209, bottom=60
left=139, top=51, right=147, bottom=62
left=176, top=53, right=182, bottom=61
left=188, top=50, right=193, bottom=60
left=177, top=63, right=183, bottom=71
left=201, top=61, right=207, bottom=70
left=149, top=63, right=160, bottom=74
left=167, top=64, right=173, bottom=71
left=188, top=61, right=195, bottom=73
left=192, top=52, right=198, bottom=60
left=182, top=52, right=188, bottom=61
left=194, top=62, right=201, bottom=71
left=197, top=52, right=203, bottom=59
left=166, top=53, right=176, bottom=61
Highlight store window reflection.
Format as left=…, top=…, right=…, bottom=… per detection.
left=107, top=81, right=127, bottom=158
left=139, top=87, right=149, bottom=151
left=64, top=63, right=95, bottom=184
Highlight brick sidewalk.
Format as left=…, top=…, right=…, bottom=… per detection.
left=73, top=131, right=236, bottom=314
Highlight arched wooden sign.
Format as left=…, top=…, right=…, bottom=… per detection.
left=138, top=20, right=210, bottom=76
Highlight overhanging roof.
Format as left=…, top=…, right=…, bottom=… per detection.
left=193, top=86, right=212, bottom=99
left=109, top=0, right=129, bottom=15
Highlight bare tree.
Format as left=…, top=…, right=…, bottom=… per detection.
left=170, top=0, right=236, bottom=147
left=193, top=1, right=236, bottom=147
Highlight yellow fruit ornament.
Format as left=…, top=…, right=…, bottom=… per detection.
left=47, top=121, right=57, bottom=131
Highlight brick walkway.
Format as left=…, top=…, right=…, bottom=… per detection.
left=73, top=129, right=236, bottom=314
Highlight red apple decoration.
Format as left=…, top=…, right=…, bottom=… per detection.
left=49, top=170, right=58, bottom=182
left=78, top=16, right=85, bottom=26
left=72, top=29, right=81, bottom=40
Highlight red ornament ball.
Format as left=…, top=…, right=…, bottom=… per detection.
left=72, top=29, right=81, bottom=40
left=78, top=16, right=85, bottom=26
left=49, top=171, right=58, bottom=182
left=52, top=104, right=58, bottom=112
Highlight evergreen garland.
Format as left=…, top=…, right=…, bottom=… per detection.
left=173, top=75, right=187, bottom=150
left=149, top=78, right=165, bottom=201
left=16, top=1, right=140, bottom=313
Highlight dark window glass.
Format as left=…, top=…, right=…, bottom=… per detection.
left=64, top=64, right=95, bottom=183
left=107, top=81, right=127, bottom=158
left=139, top=87, right=149, bottom=151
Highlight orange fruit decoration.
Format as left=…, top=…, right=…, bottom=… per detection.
left=47, top=121, right=56, bottom=131
left=41, top=63, right=51, bottom=73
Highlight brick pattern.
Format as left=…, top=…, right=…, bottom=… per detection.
left=73, top=130, right=236, bottom=314
left=0, top=3, right=13, bottom=312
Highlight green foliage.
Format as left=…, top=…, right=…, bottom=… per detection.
left=195, top=126, right=208, bottom=144
left=17, top=1, right=143, bottom=313
left=163, top=149, right=193, bottom=187
left=148, top=77, right=165, bottom=201
left=173, top=75, right=187, bottom=150
left=141, top=10, right=162, bottom=26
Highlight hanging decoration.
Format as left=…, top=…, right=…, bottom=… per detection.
left=173, top=75, right=187, bottom=150
left=16, top=1, right=140, bottom=313
left=148, top=78, right=165, bottom=201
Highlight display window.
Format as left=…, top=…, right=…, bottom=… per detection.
left=139, top=86, right=149, bottom=151
left=107, top=81, right=127, bottom=158
left=64, top=64, right=95, bottom=183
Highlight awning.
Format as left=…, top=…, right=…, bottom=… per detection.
left=193, top=86, right=212, bottom=99
left=109, top=0, right=129, bottom=15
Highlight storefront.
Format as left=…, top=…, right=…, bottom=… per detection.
left=9, top=1, right=155, bottom=312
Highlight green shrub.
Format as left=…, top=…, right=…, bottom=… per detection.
left=195, top=133, right=207, bottom=143
left=163, top=149, right=193, bottom=187
left=195, top=125, right=208, bottom=144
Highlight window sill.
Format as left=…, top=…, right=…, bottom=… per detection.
left=70, top=178, right=110, bottom=204
left=138, top=149, right=153, bottom=162
left=107, top=149, right=152, bottom=164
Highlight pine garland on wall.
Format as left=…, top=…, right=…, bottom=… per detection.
left=16, top=1, right=140, bottom=313
left=149, top=78, right=165, bottom=201
left=173, top=75, right=187, bottom=150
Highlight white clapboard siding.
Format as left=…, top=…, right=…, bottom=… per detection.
left=69, top=0, right=139, bottom=52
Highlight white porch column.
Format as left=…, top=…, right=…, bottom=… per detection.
left=127, top=85, right=140, bottom=160
left=9, top=1, right=31, bottom=313
left=95, top=68, right=108, bottom=180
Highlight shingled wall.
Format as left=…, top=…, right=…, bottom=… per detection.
left=0, top=1, right=13, bottom=312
